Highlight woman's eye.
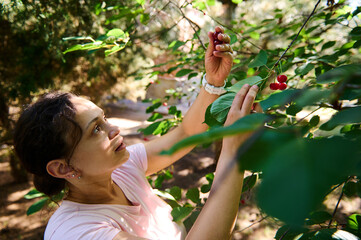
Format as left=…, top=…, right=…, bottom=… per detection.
left=93, top=125, right=101, bottom=134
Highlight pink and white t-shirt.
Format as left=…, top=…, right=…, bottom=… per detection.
left=44, top=143, right=186, bottom=240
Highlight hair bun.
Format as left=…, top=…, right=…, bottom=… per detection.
left=33, top=173, right=65, bottom=197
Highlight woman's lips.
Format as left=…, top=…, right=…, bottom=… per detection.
left=115, top=142, right=126, bottom=152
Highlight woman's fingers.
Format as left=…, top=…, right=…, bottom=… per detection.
left=240, top=85, right=259, bottom=116
left=230, top=84, right=251, bottom=112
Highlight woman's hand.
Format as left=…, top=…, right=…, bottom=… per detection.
left=222, top=84, right=260, bottom=155
left=205, top=26, right=234, bottom=86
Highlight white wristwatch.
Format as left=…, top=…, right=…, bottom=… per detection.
left=201, top=74, right=227, bottom=95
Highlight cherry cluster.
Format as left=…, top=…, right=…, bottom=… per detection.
left=213, top=30, right=224, bottom=46
left=270, top=75, right=288, bottom=90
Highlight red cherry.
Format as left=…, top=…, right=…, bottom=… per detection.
left=240, top=199, right=246, bottom=205
left=143, top=137, right=149, bottom=141
left=270, top=83, right=280, bottom=90
left=150, top=80, right=154, bottom=84
left=214, top=40, right=223, bottom=46
left=163, top=102, right=168, bottom=106
left=277, top=75, right=288, bottom=83
left=279, top=82, right=287, bottom=90
left=213, top=31, right=220, bottom=40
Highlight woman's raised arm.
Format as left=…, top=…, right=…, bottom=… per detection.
left=186, top=84, right=259, bottom=240
left=144, top=26, right=234, bottom=176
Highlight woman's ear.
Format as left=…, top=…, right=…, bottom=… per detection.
left=46, top=160, right=74, bottom=179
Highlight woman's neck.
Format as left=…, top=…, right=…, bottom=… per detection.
left=65, top=177, right=132, bottom=206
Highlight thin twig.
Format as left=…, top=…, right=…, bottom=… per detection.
left=169, top=1, right=206, bottom=50
left=327, top=177, right=352, bottom=228
left=327, top=183, right=344, bottom=228
left=279, top=227, right=290, bottom=240
left=293, top=106, right=322, bottom=125
left=274, top=0, right=322, bottom=68
left=235, top=215, right=269, bottom=233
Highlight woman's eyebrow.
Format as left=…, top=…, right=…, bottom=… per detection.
left=85, top=116, right=99, bottom=131
left=85, top=110, right=105, bottom=131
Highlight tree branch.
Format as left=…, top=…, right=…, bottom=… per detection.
left=274, top=0, right=322, bottom=68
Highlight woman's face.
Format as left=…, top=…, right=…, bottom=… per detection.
left=69, top=96, right=130, bottom=178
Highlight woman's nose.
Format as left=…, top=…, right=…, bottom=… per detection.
left=108, top=125, right=120, bottom=139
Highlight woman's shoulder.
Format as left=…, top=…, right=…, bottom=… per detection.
left=44, top=201, right=122, bottom=239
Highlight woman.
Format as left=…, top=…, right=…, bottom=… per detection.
left=14, top=27, right=259, bottom=240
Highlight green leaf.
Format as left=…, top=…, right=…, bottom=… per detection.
left=254, top=136, right=361, bottom=225
left=183, top=210, right=200, bottom=232
left=26, top=198, right=48, bottom=215
left=312, top=229, right=359, bottom=240
left=106, top=28, right=125, bottom=38
left=242, top=174, right=258, bottom=193
left=350, top=27, right=361, bottom=37
left=175, top=69, right=193, bottom=77
left=294, top=89, right=331, bottom=107
left=353, top=40, right=361, bottom=49
left=152, top=189, right=176, bottom=201
left=317, top=64, right=361, bottom=84
left=154, top=174, right=165, bottom=188
left=353, top=6, right=361, bottom=16
left=295, top=63, right=314, bottom=75
left=188, top=72, right=198, bottom=80
left=309, top=115, right=320, bottom=127
left=147, top=113, right=163, bottom=122
left=286, top=104, right=302, bottom=116
left=161, top=113, right=268, bottom=155
left=62, top=36, right=94, bottom=41
left=260, top=89, right=300, bottom=110
left=320, top=106, right=361, bottom=131
left=139, top=121, right=161, bottom=135
left=136, top=0, right=145, bottom=5
left=347, top=214, right=361, bottom=237
left=275, top=225, right=307, bottom=240
left=248, top=50, right=268, bottom=68
left=24, top=189, right=45, bottom=199
left=305, top=211, right=332, bottom=225
left=186, top=188, right=200, bottom=204
left=169, top=40, right=186, bottom=51
left=63, top=42, right=106, bottom=54
left=207, top=92, right=236, bottom=125
left=171, top=206, right=194, bottom=222
left=168, top=186, right=182, bottom=201
left=249, top=31, right=260, bottom=40
left=104, top=44, right=126, bottom=57
left=226, top=76, right=263, bottom=92
left=232, top=0, right=243, bottom=4
left=343, top=182, right=358, bottom=197
left=229, top=33, right=238, bottom=44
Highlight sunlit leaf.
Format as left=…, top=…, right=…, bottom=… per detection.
left=295, top=63, right=314, bottom=75
left=26, top=198, right=48, bottom=215
left=176, top=69, right=193, bottom=77
left=186, top=188, right=200, bottom=204
left=248, top=50, right=268, bottom=68
left=171, top=206, right=194, bottom=222
left=162, top=113, right=268, bottom=155
left=226, top=76, right=262, bottom=92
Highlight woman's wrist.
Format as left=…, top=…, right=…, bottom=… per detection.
left=202, top=74, right=227, bottom=95
left=205, top=74, right=226, bottom=87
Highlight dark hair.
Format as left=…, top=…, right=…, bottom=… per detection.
left=13, top=92, right=83, bottom=197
